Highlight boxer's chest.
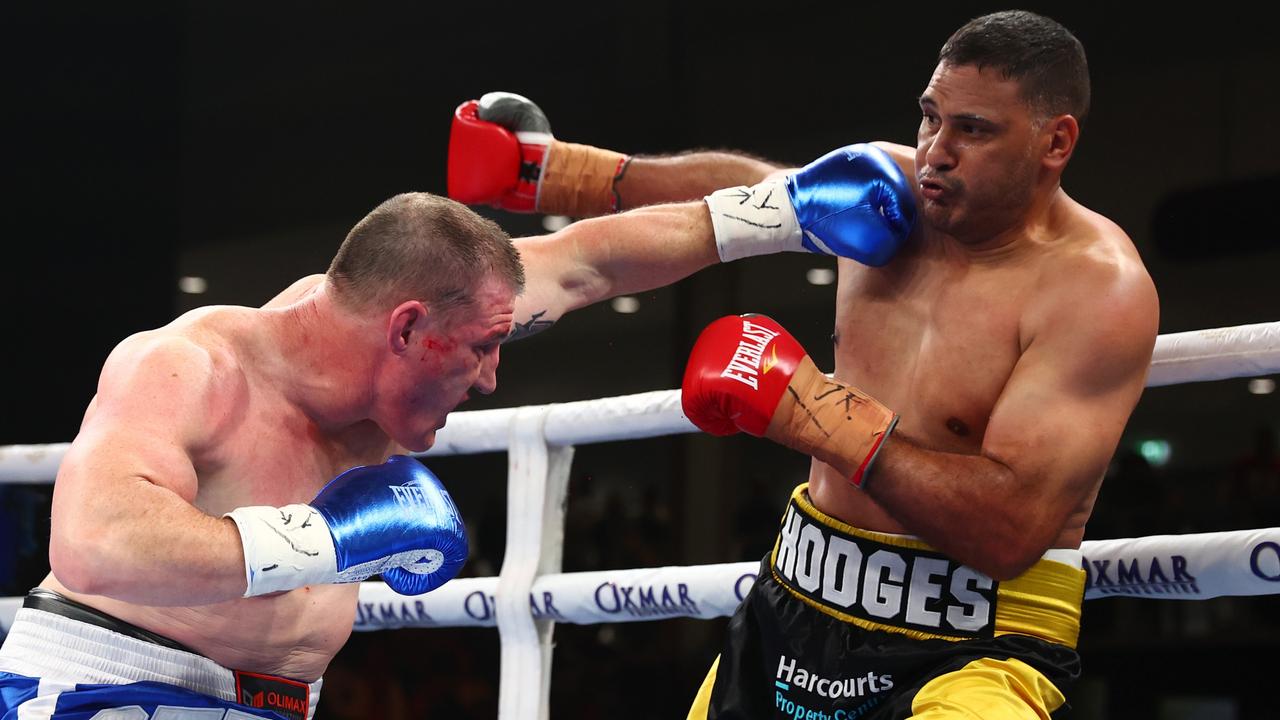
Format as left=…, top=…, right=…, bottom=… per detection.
left=833, top=255, right=1036, bottom=451
left=191, top=396, right=393, bottom=514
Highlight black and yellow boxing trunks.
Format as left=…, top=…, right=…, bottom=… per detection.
left=689, top=485, right=1085, bottom=719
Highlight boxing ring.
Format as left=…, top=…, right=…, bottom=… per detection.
left=1, top=321, right=1278, bottom=720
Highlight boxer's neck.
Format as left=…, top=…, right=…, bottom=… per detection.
left=935, top=185, right=1070, bottom=264
left=257, top=283, right=383, bottom=437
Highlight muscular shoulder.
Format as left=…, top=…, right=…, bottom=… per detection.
left=94, top=319, right=249, bottom=445
left=102, top=329, right=224, bottom=386
left=870, top=142, right=915, bottom=182
left=1025, top=209, right=1160, bottom=383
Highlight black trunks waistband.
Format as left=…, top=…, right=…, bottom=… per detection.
left=769, top=485, right=1085, bottom=647
left=24, top=588, right=195, bottom=653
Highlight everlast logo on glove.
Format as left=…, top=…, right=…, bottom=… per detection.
left=234, top=670, right=310, bottom=720
left=773, top=500, right=997, bottom=639
left=719, top=319, right=781, bottom=390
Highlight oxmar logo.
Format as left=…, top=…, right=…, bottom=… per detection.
left=1083, top=554, right=1198, bottom=596
left=773, top=654, right=893, bottom=720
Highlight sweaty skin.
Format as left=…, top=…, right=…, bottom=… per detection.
left=508, top=62, right=1158, bottom=580
left=44, top=274, right=515, bottom=681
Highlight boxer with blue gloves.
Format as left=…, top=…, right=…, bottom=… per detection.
left=0, top=192, right=521, bottom=720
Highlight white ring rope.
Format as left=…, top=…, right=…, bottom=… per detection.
left=3, top=528, right=1278, bottom=635
left=0, top=320, right=1276, bottom=720
left=0, top=321, right=1275, bottom=482
left=344, top=525, right=1280, bottom=631
left=1146, top=321, right=1280, bottom=387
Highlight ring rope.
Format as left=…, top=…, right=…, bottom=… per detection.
left=5, top=527, right=1278, bottom=635
left=0, top=319, right=1276, bottom=720
left=344, top=525, right=1280, bottom=632
left=0, top=321, right=1276, bottom=482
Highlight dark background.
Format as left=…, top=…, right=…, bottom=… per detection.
left=3, top=2, right=1278, bottom=719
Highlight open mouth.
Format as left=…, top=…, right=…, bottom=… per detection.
left=919, top=178, right=951, bottom=201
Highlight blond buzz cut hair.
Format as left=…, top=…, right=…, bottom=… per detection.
left=327, top=192, right=524, bottom=315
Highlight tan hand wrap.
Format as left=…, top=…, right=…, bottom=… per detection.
left=764, top=356, right=898, bottom=487
left=538, top=140, right=629, bottom=217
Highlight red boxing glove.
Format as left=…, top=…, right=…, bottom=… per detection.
left=681, top=314, right=806, bottom=437
left=447, top=93, right=550, bottom=213
left=681, top=315, right=899, bottom=488
left=447, top=92, right=630, bottom=217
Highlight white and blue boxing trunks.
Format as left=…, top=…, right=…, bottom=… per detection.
left=0, top=590, right=322, bottom=720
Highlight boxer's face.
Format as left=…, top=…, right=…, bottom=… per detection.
left=383, top=274, right=515, bottom=451
left=914, top=62, right=1047, bottom=242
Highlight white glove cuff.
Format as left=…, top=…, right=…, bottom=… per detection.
left=227, top=504, right=338, bottom=597
left=705, top=180, right=802, bottom=262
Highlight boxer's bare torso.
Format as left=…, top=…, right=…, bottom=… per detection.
left=809, top=146, right=1154, bottom=553
left=42, top=276, right=394, bottom=681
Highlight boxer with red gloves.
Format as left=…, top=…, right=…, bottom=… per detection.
left=681, top=314, right=896, bottom=488
left=448, top=13, right=1159, bottom=719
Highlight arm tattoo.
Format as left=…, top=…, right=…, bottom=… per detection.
left=505, top=309, right=557, bottom=343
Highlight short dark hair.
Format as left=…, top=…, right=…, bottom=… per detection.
left=939, top=10, right=1090, bottom=123
left=327, top=192, right=524, bottom=314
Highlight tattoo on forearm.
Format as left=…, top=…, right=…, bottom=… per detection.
left=506, top=310, right=556, bottom=342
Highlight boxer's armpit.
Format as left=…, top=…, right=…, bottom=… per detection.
left=505, top=309, right=556, bottom=342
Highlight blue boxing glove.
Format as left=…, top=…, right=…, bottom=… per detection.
left=704, top=143, right=915, bottom=266
left=227, top=455, right=467, bottom=597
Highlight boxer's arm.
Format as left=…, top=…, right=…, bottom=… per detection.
left=612, top=151, right=782, bottom=211
left=612, top=142, right=915, bottom=212
left=509, top=144, right=917, bottom=340
left=49, top=334, right=250, bottom=605
left=508, top=202, right=719, bottom=340
left=866, top=260, right=1159, bottom=579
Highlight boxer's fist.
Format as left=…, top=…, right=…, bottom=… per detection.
left=448, top=91, right=630, bottom=216
left=705, top=144, right=916, bottom=266
left=228, top=456, right=468, bottom=596
left=310, top=455, right=467, bottom=595
left=448, top=92, right=553, bottom=213
left=681, top=314, right=809, bottom=437
left=681, top=315, right=899, bottom=488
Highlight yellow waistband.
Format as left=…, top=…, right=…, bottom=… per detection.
left=769, top=485, right=1084, bottom=648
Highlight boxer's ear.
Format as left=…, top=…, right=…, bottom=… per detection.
left=1041, top=114, right=1079, bottom=171
left=387, top=300, right=429, bottom=352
